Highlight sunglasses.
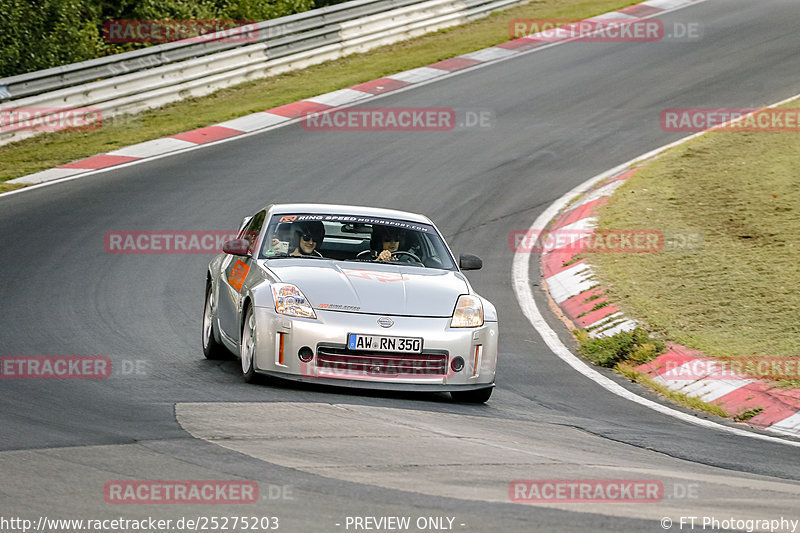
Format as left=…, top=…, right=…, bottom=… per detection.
left=301, top=233, right=316, bottom=242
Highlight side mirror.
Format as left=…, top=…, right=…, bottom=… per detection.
left=222, top=239, right=250, bottom=256
left=459, top=253, right=483, bottom=271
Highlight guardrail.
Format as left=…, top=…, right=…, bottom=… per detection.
left=0, top=0, right=526, bottom=146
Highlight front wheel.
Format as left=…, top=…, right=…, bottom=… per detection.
left=451, top=387, right=493, bottom=403
left=240, top=305, right=259, bottom=383
left=203, top=284, right=229, bottom=360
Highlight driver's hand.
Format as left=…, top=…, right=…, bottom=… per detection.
left=377, top=250, right=392, bottom=262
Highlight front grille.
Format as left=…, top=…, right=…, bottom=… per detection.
left=316, top=345, right=448, bottom=376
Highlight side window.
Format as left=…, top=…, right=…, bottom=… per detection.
left=238, top=210, right=266, bottom=255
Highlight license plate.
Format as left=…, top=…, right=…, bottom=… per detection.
left=347, top=333, right=423, bottom=353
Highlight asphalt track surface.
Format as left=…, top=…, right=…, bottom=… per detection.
left=2, top=0, right=800, bottom=531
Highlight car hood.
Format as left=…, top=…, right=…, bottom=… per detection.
left=264, top=260, right=469, bottom=317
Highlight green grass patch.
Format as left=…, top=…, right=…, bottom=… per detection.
left=616, top=364, right=730, bottom=418
left=733, top=406, right=764, bottom=422
left=576, top=300, right=609, bottom=318
left=575, top=327, right=664, bottom=367
left=590, top=101, right=800, bottom=366
left=0, top=0, right=637, bottom=184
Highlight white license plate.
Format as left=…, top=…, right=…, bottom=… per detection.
left=347, top=333, right=423, bottom=353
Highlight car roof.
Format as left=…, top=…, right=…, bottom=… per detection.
left=266, top=203, right=433, bottom=224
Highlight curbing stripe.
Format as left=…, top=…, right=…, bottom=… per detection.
left=619, top=4, right=663, bottom=17
left=427, top=57, right=482, bottom=71
left=575, top=304, right=621, bottom=329
left=215, top=112, right=289, bottom=133
left=549, top=198, right=608, bottom=231
left=547, top=263, right=596, bottom=304
left=569, top=178, right=628, bottom=210
left=644, top=0, right=695, bottom=9
left=554, top=216, right=597, bottom=234
left=585, top=12, right=638, bottom=21
left=266, top=101, right=333, bottom=118
left=108, top=138, right=197, bottom=158
left=386, top=66, right=448, bottom=84
left=541, top=253, right=584, bottom=279
left=60, top=154, right=139, bottom=169
left=716, top=385, right=800, bottom=428
left=560, top=287, right=605, bottom=319
left=306, top=88, right=373, bottom=107
left=11, top=168, right=85, bottom=185
left=171, top=126, right=242, bottom=144
left=348, top=78, right=411, bottom=95
left=591, top=317, right=638, bottom=338
left=679, top=379, right=755, bottom=404
left=637, top=345, right=703, bottom=376
left=770, top=412, right=800, bottom=434
left=495, top=37, right=547, bottom=51
left=460, top=47, right=518, bottom=62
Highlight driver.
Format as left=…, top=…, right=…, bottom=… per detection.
left=371, top=226, right=405, bottom=262
left=290, top=221, right=325, bottom=257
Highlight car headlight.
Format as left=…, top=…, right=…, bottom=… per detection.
left=450, top=294, right=483, bottom=328
left=271, top=283, right=316, bottom=319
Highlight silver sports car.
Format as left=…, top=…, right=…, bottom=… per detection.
left=202, top=204, right=498, bottom=402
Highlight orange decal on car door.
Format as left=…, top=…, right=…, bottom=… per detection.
left=228, top=259, right=250, bottom=291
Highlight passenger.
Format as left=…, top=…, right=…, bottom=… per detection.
left=290, top=221, right=325, bottom=257
left=269, top=222, right=293, bottom=253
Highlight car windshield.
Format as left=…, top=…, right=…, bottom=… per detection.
left=259, top=213, right=457, bottom=270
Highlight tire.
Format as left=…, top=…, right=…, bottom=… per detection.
left=202, top=284, right=229, bottom=360
left=240, top=304, right=259, bottom=383
left=451, top=387, right=493, bottom=403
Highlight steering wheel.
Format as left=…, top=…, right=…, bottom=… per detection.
left=355, top=249, right=424, bottom=266
left=391, top=251, right=424, bottom=266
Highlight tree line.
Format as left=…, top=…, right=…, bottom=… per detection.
left=0, top=0, right=349, bottom=78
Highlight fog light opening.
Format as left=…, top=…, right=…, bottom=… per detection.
left=451, top=356, right=465, bottom=373
left=298, top=346, right=314, bottom=362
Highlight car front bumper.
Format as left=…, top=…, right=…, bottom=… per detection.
left=252, top=306, right=498, bottom=390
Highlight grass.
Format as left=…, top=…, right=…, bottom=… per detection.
left=589, top=101, right=800, bottom=375
left=575, top=327, right=664, bottom=367
left=0, top=0, right=638, bottom=192
left=733, top=406, right=764, bottom=422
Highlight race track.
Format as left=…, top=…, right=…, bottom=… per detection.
left=1, top=0, right=799, bottom=530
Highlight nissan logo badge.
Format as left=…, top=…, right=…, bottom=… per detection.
left=378, top=317, right=394, bottom=328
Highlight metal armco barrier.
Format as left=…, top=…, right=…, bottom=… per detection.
left=0, top=0, right=526, bottom=146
